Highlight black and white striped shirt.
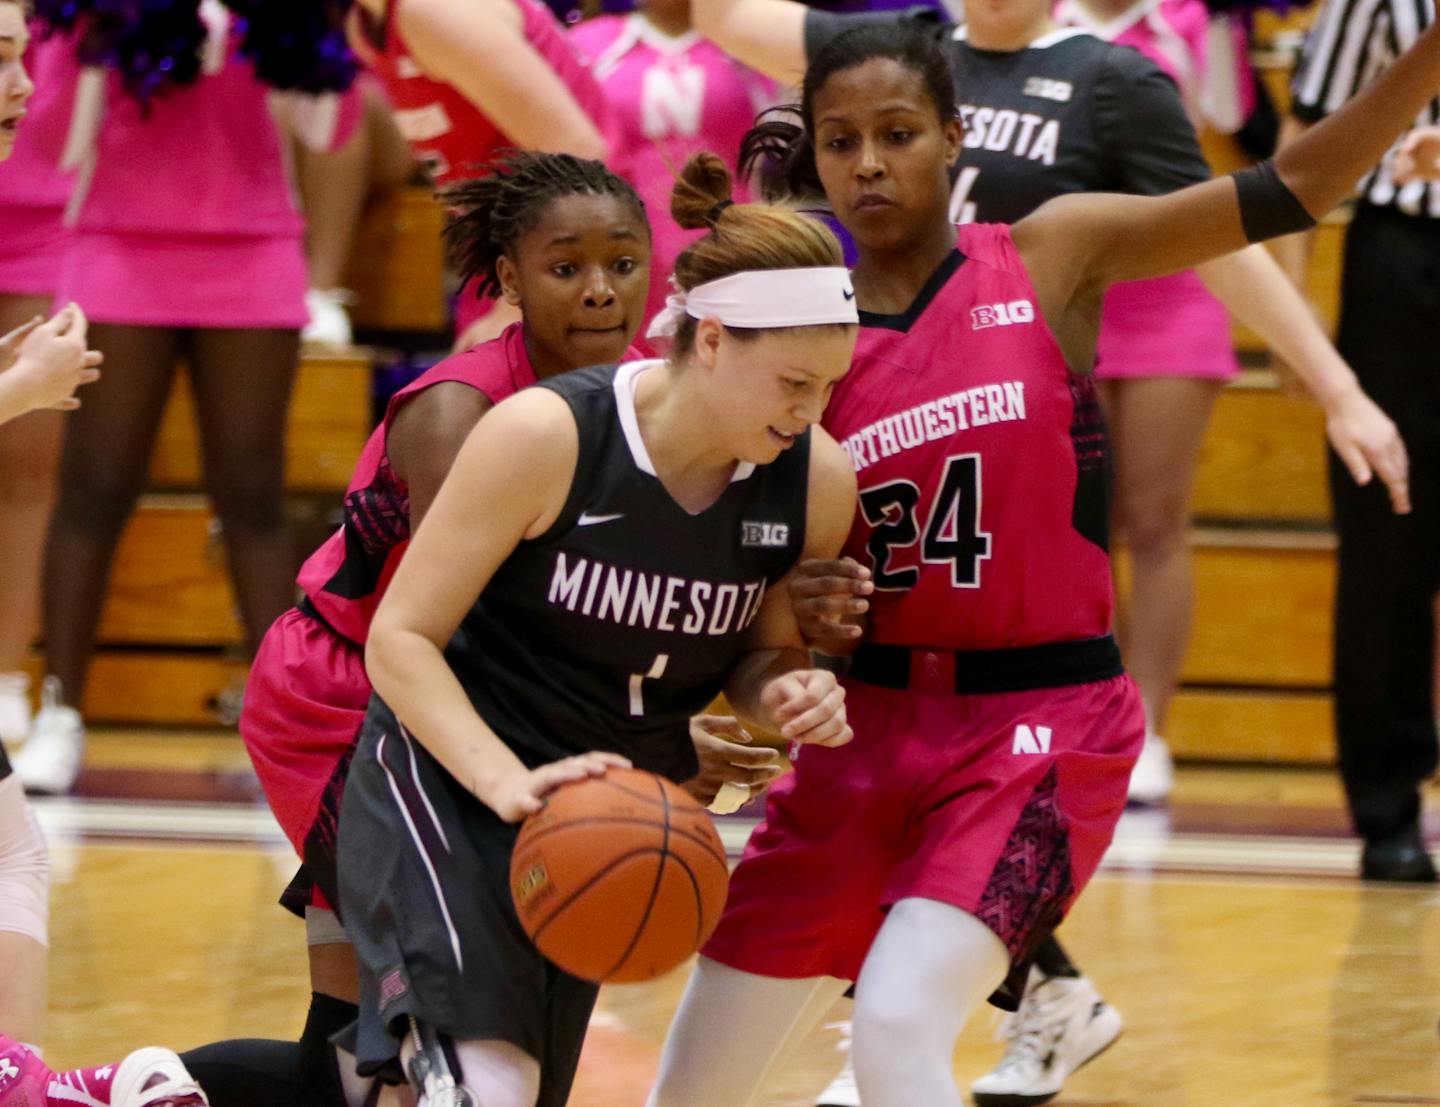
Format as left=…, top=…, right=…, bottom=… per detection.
left=1291, top=0, right=1440, bottom=216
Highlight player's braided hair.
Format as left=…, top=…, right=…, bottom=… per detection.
left=666, top=151, right=845, bottom=355
left=443, top=151, right=648, bottom=301
left=740, top=20, right=958, bottom=204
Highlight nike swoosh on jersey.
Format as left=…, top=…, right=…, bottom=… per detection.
left=577, top=512, right=626, bottom=526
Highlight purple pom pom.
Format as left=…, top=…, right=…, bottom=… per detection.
left=224, top=0, right=357, bottom=92
left=32, top=0, right=355, bottom=105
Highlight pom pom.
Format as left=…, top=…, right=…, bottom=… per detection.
left=31, top=0, right=356, bottom=104
left=225, top=0, right=357, bottom=93
left=33, top=0, right=206, bottom=105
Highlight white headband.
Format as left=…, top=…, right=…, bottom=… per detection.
left=646, top=267, right=858, bottom=340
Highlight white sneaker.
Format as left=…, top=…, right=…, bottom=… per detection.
left=814, top=1049, right=859, bottom=1107
left=1126, top=733, right=1174, bottom=806
left=0, top=672, right=30, bottom=745
left=302, top=288, right=355, bottom=348
left=971, top=970, right=1123, bottom=1107
left=12, top=676, right=84, bottom=795
left=110, top=1046, right=209, bottom=1106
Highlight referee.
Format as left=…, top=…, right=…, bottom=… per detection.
left=1281, top=0, right=1440, bottom=882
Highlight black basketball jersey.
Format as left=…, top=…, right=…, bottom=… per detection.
left=444, top=361, right=812, bottom=783
left=805, top=11, right=1212, bottom=223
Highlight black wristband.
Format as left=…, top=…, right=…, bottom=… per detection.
left=1231, top=160, right=1317, bottom=243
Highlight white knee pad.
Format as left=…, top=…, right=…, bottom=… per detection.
left=0, top=776, right=48, bottom=947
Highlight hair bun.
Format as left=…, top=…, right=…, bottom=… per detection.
left=671, top=152, right=736, bottom=231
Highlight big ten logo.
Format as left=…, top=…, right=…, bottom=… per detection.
left=641, top=64, right=706, bottom=141
left=741, top=521, right=790, bottom=548
left=970, top=300, right=1035, bottom=330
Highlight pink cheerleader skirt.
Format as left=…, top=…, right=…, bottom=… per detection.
left=0, top=205, right=69, bottom=298
left=1093, top=269, right=1240, bottom=381
left=55, top=230, right=309, bottom=329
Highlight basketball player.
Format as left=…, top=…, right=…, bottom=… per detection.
left=336, top=153, right=859, bottom=1107
left=696, top=0, right=1409, bottom=805
left=690, top=0, right=1408, bottom=1100
left=0, top=307, right=99, bottom=1064
left=0, top=8, right=207, bottom=1102
left=169, top=153, right=777, bottom=1107
left=646, top=20, right=1440, bottom=1107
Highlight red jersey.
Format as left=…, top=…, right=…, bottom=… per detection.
left=298, top=324, right=540, bottom=644
left=825, top=224, right=1113, bottom=652
left=354, top=0, right=610, bottom=185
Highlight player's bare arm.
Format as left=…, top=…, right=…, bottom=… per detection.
left=367, top=388, right=629, bottom=822
left=725, top=427, right=858, bottom=747
left=1015, top=16, right=1440, bottom=357
left=396, top=0, right=607, bottom=158
left=385, top=382, right=494, bottom=527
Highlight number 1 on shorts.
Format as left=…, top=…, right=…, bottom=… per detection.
left=629, top=653, right=670, bottom=716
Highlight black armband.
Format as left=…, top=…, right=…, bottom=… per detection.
left=1231, top=160, right=1317, bottom=243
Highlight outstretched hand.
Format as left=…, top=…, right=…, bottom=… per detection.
left=1325, top=387, right=1410, bottom=514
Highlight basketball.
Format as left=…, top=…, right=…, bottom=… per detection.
left=509, top=768, right=729, bottom=984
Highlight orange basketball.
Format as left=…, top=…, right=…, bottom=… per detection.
left=509, top=768, right=729, bottom=984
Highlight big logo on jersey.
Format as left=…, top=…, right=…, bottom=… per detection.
left=971, top=301, right=1035, bottom=330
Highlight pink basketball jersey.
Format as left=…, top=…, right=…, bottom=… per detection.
left=570, top=15, right=774, bottom=343
left=298, top=325, right=645, bottom=643
left=356, top=0, right=610, bottom=185
left=298, top=325, right=539, bottom=643
left=825, top=225, right=1114, bottom=651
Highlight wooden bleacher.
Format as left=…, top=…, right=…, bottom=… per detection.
left=1145, top=4, right=1346, bottom=766
left=37, top=352, right=374, bottom=726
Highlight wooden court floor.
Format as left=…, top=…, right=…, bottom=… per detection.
left=26, top=731, right=1440, bottom=1106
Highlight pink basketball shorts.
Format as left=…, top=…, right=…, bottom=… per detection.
left=241, top=605, right=371, bottom=913
left=703, top=670, right=1144, bottom=1006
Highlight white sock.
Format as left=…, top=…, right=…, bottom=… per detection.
left=852, top=898, right=1008, bottom=1107
left=649, top=957, right=850, bottom=1107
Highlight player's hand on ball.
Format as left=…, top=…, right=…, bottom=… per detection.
left=486, top=751, right=632, bottom=822
left=683, top=714, right=783, bottom=806
left=789, top=558, right=872, bottom=654
left=761, top=669, right=851, bottom=748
